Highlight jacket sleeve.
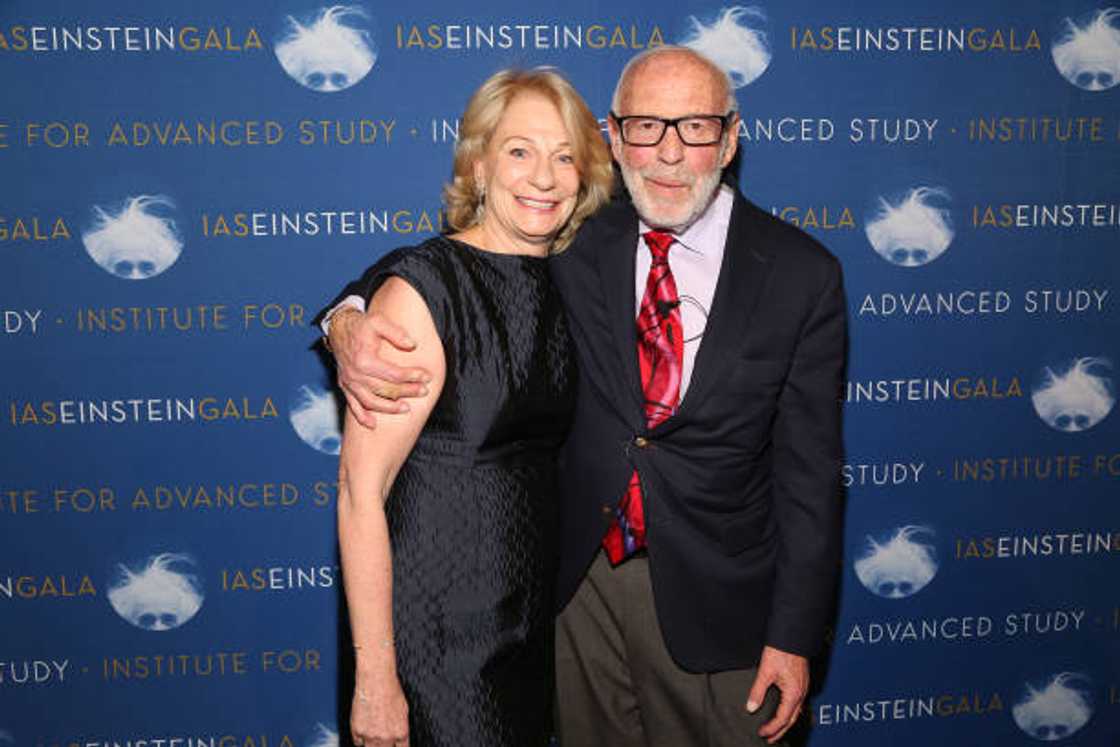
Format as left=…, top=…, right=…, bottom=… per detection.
left=764, top=254, right=846, bottom=657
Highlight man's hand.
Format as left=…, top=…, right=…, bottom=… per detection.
left=328, top=307, right=432, bottom=429
left=746, top=645, right=809, bottom=744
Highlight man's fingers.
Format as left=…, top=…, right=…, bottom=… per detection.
left=342, top=370, right=418, bottom=409
left=355, top=346, right=430, bottom=388
left=745, top=672, right=773, bottom=713
left=365, top=363, right=429, bottom=397
left=370, top=314, right=418, bottom=353
left=342, top=390, right=379, bottom=429
left=365, top=360, right=427, bottom=387
left=758, top=694, right=799, bottom=741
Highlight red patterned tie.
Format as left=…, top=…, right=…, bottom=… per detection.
left=603, top=230, right=684, bottom=564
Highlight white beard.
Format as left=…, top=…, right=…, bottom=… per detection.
left=620, top=159, right=725, bottom=232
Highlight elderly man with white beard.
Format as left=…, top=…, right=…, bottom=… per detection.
left=321, top=47, right=845, bottom=746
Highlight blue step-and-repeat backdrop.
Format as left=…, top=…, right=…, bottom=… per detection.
left=1, top=1, right=1118, bottom=745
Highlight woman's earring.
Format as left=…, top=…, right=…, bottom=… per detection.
left=475, top=182, right=486, bottom=222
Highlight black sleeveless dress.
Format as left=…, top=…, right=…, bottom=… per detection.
left=362, top=236, right=575, bottom=746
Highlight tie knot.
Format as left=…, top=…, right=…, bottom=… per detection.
left=642, top=230, right=674, bottom=260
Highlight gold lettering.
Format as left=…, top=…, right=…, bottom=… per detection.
left=179, top=26, right=200, bottom=51
left=425, top=24, right=442, bottom=49
left=587, top=25, right=605, bottom=49
left=132, top=488, right=152, bottom=509
left=173, top=122, right=192, bottom=145
left=52, top=217, right=70, bottom=239
left=108, top=123, right=128, bottom=146
left=40, top=576, right=59, bottom=597
left=16, top=576, right=37, bottom=597
left=819, top=27, right=834, bottom=50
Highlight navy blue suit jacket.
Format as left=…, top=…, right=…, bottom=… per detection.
left=549, top=187, right=845, bottom=672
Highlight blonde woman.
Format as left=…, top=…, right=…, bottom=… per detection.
left=334, top=68, right=612, bottom=747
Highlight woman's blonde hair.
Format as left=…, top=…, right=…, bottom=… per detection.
left=443, top=67, right=614, bottom=252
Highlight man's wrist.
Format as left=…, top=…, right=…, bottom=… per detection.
left=324, top=306, right=362, bottom=354
left=320, top=295, right=366, bottom=336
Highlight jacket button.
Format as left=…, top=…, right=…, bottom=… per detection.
left=634, top=436, right=649, bottom=448
left=602, top=505, right=614, bottom=516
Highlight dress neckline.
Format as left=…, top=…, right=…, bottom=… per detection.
left=442, top=235, right=550, bottom=261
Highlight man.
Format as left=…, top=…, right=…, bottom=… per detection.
left=323, top=47, right=844, bottom=746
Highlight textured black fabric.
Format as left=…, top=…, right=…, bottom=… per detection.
left=362, top=236, right=574, bottom=747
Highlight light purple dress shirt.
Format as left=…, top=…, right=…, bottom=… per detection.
left=635, top=184, right=733, bottom=396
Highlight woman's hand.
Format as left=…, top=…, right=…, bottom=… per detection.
left=351, top=671, right=410, bottom=747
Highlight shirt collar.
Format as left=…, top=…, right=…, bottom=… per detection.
left=638, top=184, right=734, bottom=256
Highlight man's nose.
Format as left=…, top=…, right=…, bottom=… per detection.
left=656, top=125, right=685, bottom=164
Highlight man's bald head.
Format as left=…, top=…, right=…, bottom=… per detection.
left=611, top=46, right=737, bottom=116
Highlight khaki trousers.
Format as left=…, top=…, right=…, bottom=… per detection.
left=555, top=551, right=785, bottom=747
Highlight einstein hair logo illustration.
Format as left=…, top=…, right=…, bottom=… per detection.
left=275, top=5, right=377, bottom=92
left=290, top=384, right=343, bottom=455
left=680, top=6, right=771, bottom=88
left=865, top=187, right=954, bottom=267
left=81, top=195, right=183, bottom=280
left=307, top=724, right=339, bottom=747
left=853, top=525, right=938, bottom=599
left=1052, top=8, right=1120, bottom=91
left=1031, top=357, right=1115, bottom=433
left=1012, top=672, right=1094, bottom=741
left=106, top=552, right=204, bottom=631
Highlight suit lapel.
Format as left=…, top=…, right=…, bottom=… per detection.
left=596, top=201, right=645, bottom=423
left=669, top=195, right=775, bottom=422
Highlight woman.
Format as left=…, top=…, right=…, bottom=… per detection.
left=336, top=68, right=613, bottom=747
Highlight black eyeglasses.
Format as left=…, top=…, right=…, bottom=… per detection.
left=610, top=112, right=733, bottom=146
